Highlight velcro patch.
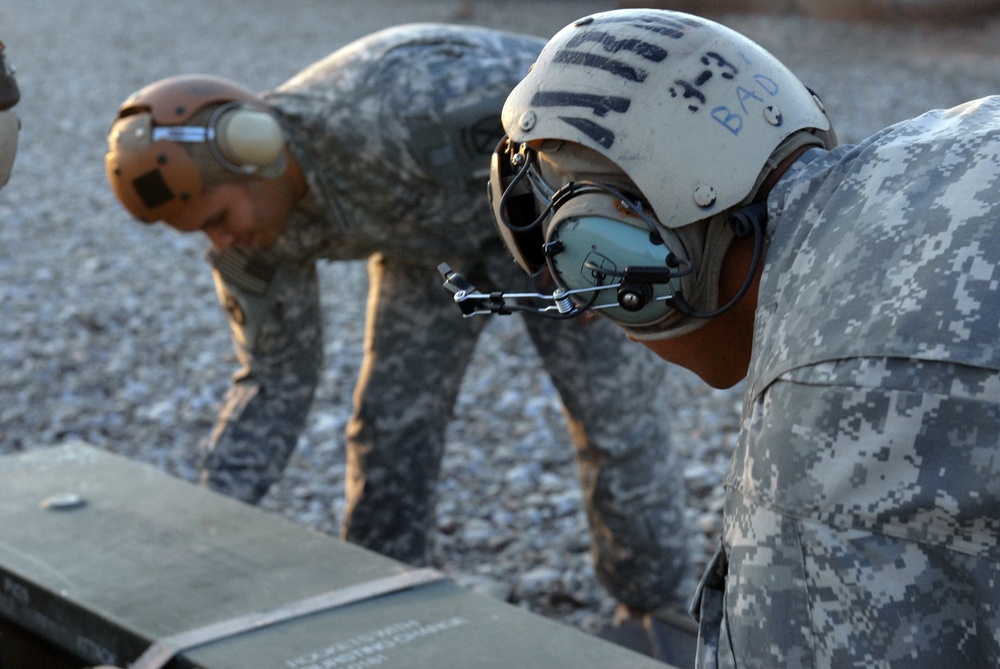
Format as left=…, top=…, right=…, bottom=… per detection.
left=210, top=247, right=277, bottom=296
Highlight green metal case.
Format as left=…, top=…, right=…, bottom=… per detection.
left=0, top=444, right=676, bottom=669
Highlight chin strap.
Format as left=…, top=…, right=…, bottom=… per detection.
left=668, top=200, right=767, bottom=319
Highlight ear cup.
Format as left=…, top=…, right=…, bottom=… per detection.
left=545, top=194, right=691, bottom=327
left=214, top=108, right=285, bottom=168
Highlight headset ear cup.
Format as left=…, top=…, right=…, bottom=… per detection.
left=214, top=108, right=285, bottom=168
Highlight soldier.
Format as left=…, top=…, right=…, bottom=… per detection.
left=484, top=8, right=1000, bottom=668
left=104, top=24, right=691, bottom=623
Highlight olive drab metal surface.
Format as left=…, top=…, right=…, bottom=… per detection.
left=0, top=444, right=677, bottom=669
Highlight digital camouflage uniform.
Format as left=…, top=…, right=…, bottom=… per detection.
left=693, top=98, right=1000, bottom=668
left=201, top=24, right=689, bottom=610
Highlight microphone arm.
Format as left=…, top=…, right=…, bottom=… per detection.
left=438, top=263, right=596, bottom=319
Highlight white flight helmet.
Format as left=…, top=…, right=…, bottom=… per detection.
left=490, top=9, right=835, bottom=337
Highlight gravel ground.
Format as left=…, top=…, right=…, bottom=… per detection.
left=2, top=0, right=1000, bottom=642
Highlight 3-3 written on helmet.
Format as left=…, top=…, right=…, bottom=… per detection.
left=452, top=9, right=835, bottom=336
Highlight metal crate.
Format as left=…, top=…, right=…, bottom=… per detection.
left=0, top=444, right=679, bottom=669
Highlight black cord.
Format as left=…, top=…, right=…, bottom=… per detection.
left=669, top=204, right=766, bottom=319
left=497, top=148, right=559, bottom=233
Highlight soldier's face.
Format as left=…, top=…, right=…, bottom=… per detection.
left=637, top=316, right=752, bottom=389
left=164, top=178, right=294, bottom=251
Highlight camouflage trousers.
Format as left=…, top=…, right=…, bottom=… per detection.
left=340, top=248, right=690, bottom=611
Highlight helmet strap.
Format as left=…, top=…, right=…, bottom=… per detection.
left=623, top=201, right=767, bottom=341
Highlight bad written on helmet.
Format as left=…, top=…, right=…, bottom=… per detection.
left=105, top=74, right=287, bottom=223
left=488, top=9, right=836, bottom=336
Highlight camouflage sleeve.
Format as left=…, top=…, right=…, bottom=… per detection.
left=199, top=248, right=324, bottom=503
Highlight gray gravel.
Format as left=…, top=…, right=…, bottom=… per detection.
left=2, top=0, right=1000, bottom=638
